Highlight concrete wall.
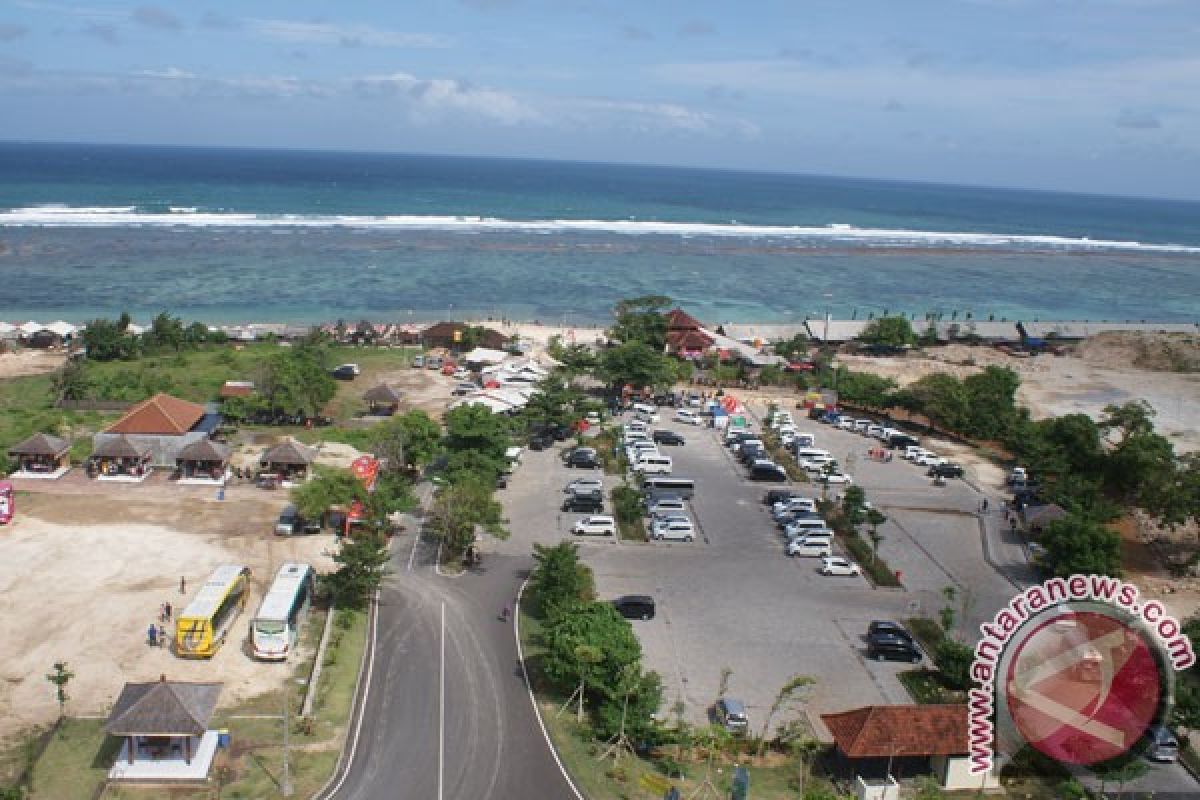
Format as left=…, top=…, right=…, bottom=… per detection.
left=933, top=755, right=1000, bottom=791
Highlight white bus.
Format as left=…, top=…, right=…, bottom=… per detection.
left=251, top=562, right=315, bottom=661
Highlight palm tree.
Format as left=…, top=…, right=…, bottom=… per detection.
left=865, top=509, right=887, bottom=565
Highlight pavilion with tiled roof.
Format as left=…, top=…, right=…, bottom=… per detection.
left=92, top=393, right=223, bottom=471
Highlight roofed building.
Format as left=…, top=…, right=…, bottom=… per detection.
left=421, top=321, right=508, bottom=352
left=175, top=439, right=232, bottom=484
left=821, top=704, right=998, bottom=791
left=93, top=393, right=223, bottom=470
left=362, top=384, right=403, bottom=415
left=90, top=435, right=153, bottom=481
left=7, top=432, right=71, bottom=478
left=259, top=438, right=317, bottom=484
left=104, top=676, right=222, bottom=782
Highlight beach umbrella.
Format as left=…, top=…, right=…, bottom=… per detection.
left=47, top=320, right=76, bottom=336
left=19, top=320, right=45, bottom=335
left=0, top=322, right=15, bottom=335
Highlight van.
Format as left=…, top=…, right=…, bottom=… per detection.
left=412, top=354, right=425, bottom=368
left=642, top=476, right=696, bottom=498
left=793, top=447, right=831, bottom=461
left=635, top=454, right=673, bottom=475
left=715, top=698, right=749, bottom=734
left=785, top=518, right=830, bottom=536
left=889, top=433, right=919, bottom=449
left=789, top=539, right=833, bottom=557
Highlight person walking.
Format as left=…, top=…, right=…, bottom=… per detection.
left=982, top=497, right=990, bottom=513
left=147, top=623, right=158, bottom=647
left=179, top=576, right=186, bottom=595
left=164, top=601, right=172, bottom=621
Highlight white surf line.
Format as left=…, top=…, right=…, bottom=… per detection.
left=319, top=589, right=381, bottom=799
left=439, top=601, right=446, bottom=800
left=515, top=578, right=586, bottom=800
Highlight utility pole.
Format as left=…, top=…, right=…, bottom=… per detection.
left=281, top=676, right=293, bottom=797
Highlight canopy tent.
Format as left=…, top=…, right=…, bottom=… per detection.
left=46, top=320, right=77, bottom=336
left=18, top=320, right=45, bottom=335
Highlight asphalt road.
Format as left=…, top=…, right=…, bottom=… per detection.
left=320, top=509, right=579, bottom=800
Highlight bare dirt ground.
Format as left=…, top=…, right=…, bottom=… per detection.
left=839, top=334, right=1200, bottom=453
left=0, top=350, right=65, bottom=379
left=0, top=485, right=337, bottom=741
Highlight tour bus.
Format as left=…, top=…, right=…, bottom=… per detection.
left=640, top=476, right=696, bottom=498
left=0, top=480, right=13, bottom=524
left=176, top=565, right=252, bottom=658
left=251, top=562, right=315, bottom=661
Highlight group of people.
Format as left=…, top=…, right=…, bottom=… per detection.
left=146, top=600, right=173, bottom=647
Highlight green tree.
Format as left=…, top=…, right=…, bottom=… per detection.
left=426, top=478, right=508, bottom=558
left=520, top=373, right=584, bottom=431
left=541, top=601, right=642, bottom=698
left=757, top=674, right=815, bottom=756
left=442, top=404, right=513, bottom=484
left=834, top=369, right=896, bottom=411
left=597, top=341, right=678, bottom=392
left=841, top=486, right=867, bottom=528
left=934, top=639, right=974, bottom=690
left=148, top=311, right=185, bottom=352
left=82, top=316, right=138, bottom=361
left=1040, top=512, right=1122, bottom=577
left=530, top=541, right=596, bottom=618
left=858, top=315, right=916, bottom=347
left=773, top=332, right=810, bottom=362
left=51, top=359, right=91, bottom=402
left=322, top=530, right=389, bottom=608
left=290, top=468, right=361, bottom=523
left=45, top=661, right=74, bottom=718
left=592, top=666, right=664, bottom=743
left=901, top=373, right=971, bottom=433
left=257, top=347, right=336, bottom=416
left=865, top=509, right=887, bottom=565
left=609, top=295, right=672, bottom=350
left=961, top=366, right=1022, bottom=440
left=370, top=410, right=442, bottom=473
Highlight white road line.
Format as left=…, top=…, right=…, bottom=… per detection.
left=319, top=590, right=380, bottom=799
left=407, top=524, right=421, bottom=572
left=439, top=600, right=446, bottom=800
left=515, top=578, right=585, bottom=800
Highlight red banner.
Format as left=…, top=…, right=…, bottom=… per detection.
left=350, top=455, right=380, bottom=492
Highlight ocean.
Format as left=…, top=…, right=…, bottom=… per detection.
left=1, top=141, right=1198, bottom=325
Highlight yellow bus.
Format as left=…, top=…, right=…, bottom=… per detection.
left=176, top=565, right=251, bottom=658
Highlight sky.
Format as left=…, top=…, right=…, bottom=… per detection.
left=1, top=0, right=1199, bottom=200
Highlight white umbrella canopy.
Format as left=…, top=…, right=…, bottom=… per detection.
left=46, top=320, right=76, bottom=336
left=0, top=322, right=15, bottom=334
left=19, top=320, right=45, bottom=335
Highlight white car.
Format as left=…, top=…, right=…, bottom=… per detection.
left=801, top=458, right=835, bottom=473
left=648, top=497, right=687, bottom=516
left=915, top=452, right=944, bottom=467
left=820, top=556, right=862, bottom=576
left=634, top=455, right=673, bottom=475
left=452, top=367, right=471, bottom=380
left=818, top=472, right=854, bottom=485
left=564, top=478, right=604, bottom=495
left=773, top=498, right=817, bottom=515
left=784, top=522, right=832, bottom=539
left=903, top=445, right=924, bottom=460
left=838, top=418, right=858, bottom=431
left=651, top=518, right=696, bottom=542
left=572, top=515, right=617, bottom=536
left=674, top=409, right=701, bottom=425
left=786, top=535, right=833, bottom=555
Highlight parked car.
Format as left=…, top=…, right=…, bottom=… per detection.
left=653, top=430, right=686, bottom=446
left=674, top=409, right=701, bottom=425
left=819, top=556, right=862, bottom=576
left=650, top=517, right=695, bottom=542
left=529, top=431, right=555, bottom=450
left=274, top=504, right=301, bottom=535
left=714, top=698, right=749, bottom=734
left=452, top=382, right=477, bottom=396
left=788, top=539, right=833, bottom=557
left=331, top=364, right=358, bottom=381
left=562, top=493, right=604, bottom=512
left=565, top=478, right=604, bottom=495
left=749, top=461, right=788, bottom=482
left=412, top=354, right=425, bottom=368
left=785, top=535, right=833, bottom=555
left=1008, top=467, right=1028, bottom=485
left=867, top=621, right=915, bottom=645
left=564, top=448, right=599, bottom=469
left=818, top=472, right=854, bottom=485
left=774, top=497, right=817, bottom=515
left=929, top=463, right=965, bottom=478
left=612, top=595, right=656, bottom=620
left=764, top=489, right=803, bottom=506
left=867, top=632, right=923, bottom=663
left=1144, top=724, right=1180, bottom=762
left=647, top=496, right=687, bottom=516
left=634, top=454, right=673, bottom=475
left=572, top=515, right=617, bottom=537
left=888, top=433, right=920, bottom=450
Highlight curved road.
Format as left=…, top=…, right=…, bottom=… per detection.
left=321, top=533, right=578, bottom=800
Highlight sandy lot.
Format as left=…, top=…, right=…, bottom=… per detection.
left=839, top=339, right=1200, bottom=453
left=0, top=488, right=337, bottom=740
left=0, top=350, right=65, bottom=379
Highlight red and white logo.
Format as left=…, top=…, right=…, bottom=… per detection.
left=1002, top=610, right=1165, bottom=765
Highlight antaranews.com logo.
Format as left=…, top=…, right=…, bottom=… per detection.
left=968, top=574, right=1195, bottom=774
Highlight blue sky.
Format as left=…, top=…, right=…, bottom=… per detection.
left=1, top=0, right=1199, bottom=199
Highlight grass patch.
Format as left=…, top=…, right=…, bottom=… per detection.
left=0, top=371, right=117, bottom=466
left=27, top=718, right=116, bottom=800
left=839, top=532, right=901, bottom=587
left=898, top=669, right=968, bottom=705
left=906, top=616, right=947, bottom=652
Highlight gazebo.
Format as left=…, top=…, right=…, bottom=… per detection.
left=363, top=384, right=403, bottom=415
left=259, top=439, right=316, bottom=485
left=90, top=435, right=153, bottom=482
left=174, top=439, right=232, bottom=484
left=105, top=676, right=222, bottom=782
left=7, top=432, right=71, bottom=478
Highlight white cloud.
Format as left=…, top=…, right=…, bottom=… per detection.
left=138, top=66, right=194, bottom=80
left=355, top=72, right=540, bottom=125
left=251, top=19, right=449, bottom=49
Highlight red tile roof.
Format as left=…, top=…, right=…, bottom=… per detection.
left=105, top=393, right=207, bottom=436
left=667, top=329, right=715, bottom=351
left=821, top=705, right=968, bottom=758
left=666, top=308, right=704, bottom=331
left=218, top=381, right=255, bottom=398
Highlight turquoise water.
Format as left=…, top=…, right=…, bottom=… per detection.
left=0, top=142, right=1197, bottom=324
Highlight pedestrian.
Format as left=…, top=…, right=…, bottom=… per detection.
left=179, top=575, right=186, bottom=595
left=164, top=601, right=172, bottom=621
left=158, top=602, right=166, bottom=623
left=982, top=497, right=990, bottom=513
left=147, top=623, right=157, bottom=647
left=157, top=625, right=167, bottom=647
left=500, top=604, right=511, bottom=622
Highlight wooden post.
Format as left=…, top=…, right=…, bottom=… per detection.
left=128, top=736, right=134, bottom=764
left=184, top=735, right=191, bottom=765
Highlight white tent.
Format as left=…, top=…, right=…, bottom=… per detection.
left=0, top=322, right=15, bottom=334
left=46, top=320, right=77, bottom=336
left=19, top=320, right=45, bottom=335
left=125, top=323, right=146, bottom=335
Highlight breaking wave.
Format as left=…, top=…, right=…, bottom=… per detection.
left=2, top=204, right=1199, bottom=254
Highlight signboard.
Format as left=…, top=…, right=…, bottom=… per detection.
left=350, top=455, right=380, bottom=492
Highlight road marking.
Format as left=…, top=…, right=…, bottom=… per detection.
left=407, top=522, right=421, bottom=572
left=439, top=601, right=445, bottom=800
left=318, top=590, right=380, bottom=799
left=515, top=578, right=586, bottom=800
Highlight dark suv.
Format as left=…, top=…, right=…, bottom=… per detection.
left=653, top=430, right=686, bottom=446
left=749, top=461, right=788, bottom=482
left=612, top=595, right=655, bottom=620
left=564, top=448, right=599, bottom=469
left=928, top=463, right=965, bottom=478
left=562, top=492, right=604, bottom=512
left=866, top=622, right=922, bottom=663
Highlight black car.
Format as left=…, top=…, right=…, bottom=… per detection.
left=562, top=492, right=604, bottom=512
left=739, top=446, right=766, bottom=465
left=867, top=632, right=922, bottom=663
left=888, top=434, right=920, bottom=450
left=331, top=365, right=358, bottom=381
left=749, top=461, right=788, bottom=482
left=564, top=448, right=599, bottom=468
left=764, top=489, right=802, bottom=506
left=612, top=595, right=656, bottom=620
left=928, top=463, right=965, bottom=478
left=867, top=620, right=915, bottom=645
left=653, top=430, right=686, bottom=446
left=528, top=432, right=554, bottom=451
